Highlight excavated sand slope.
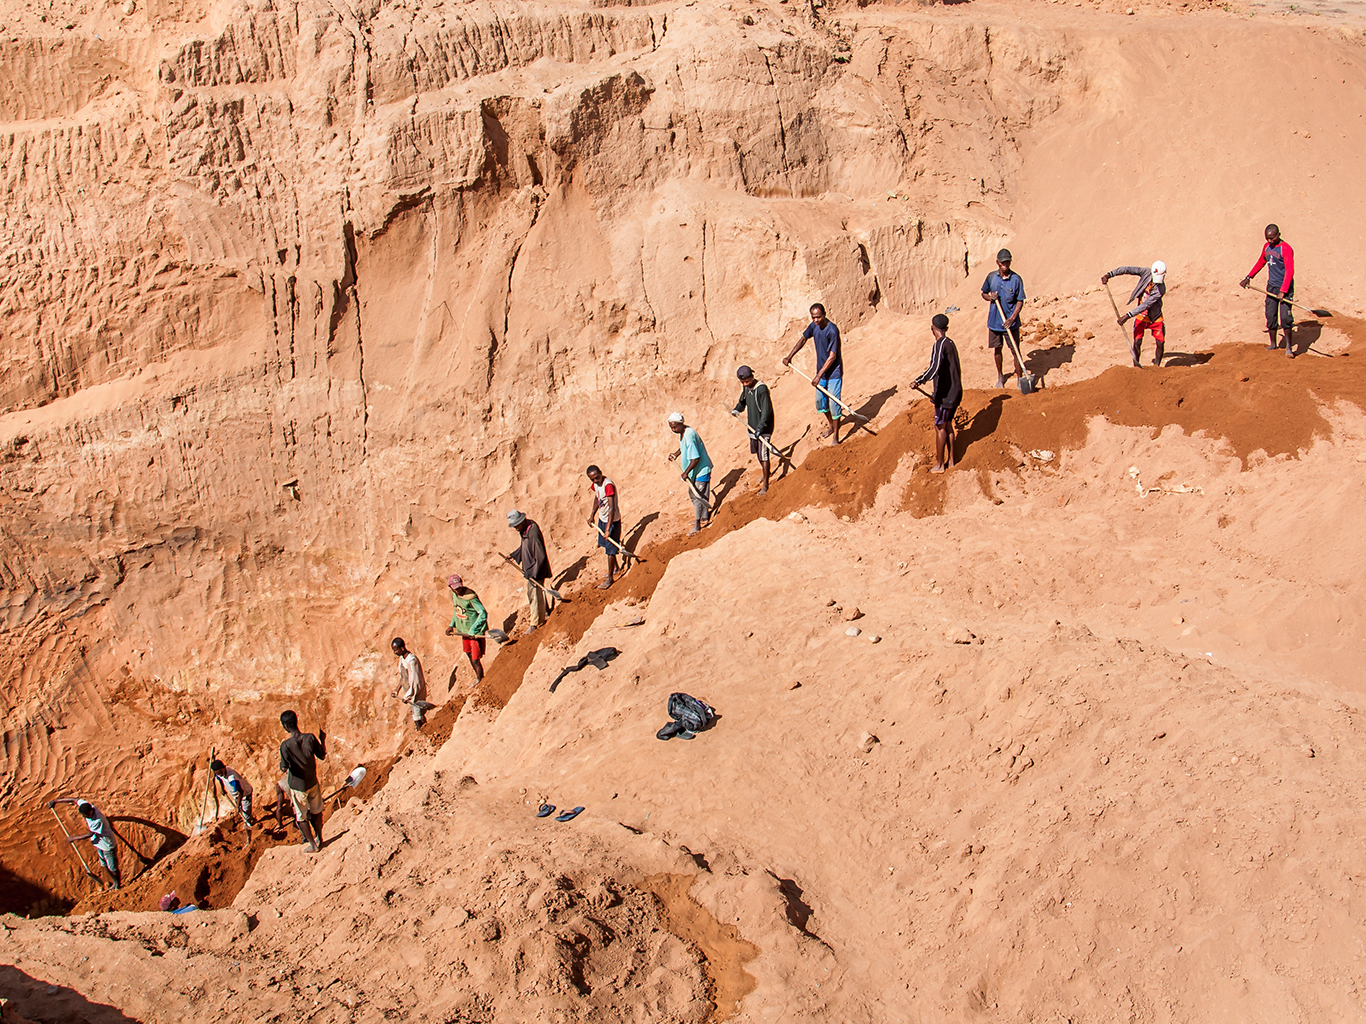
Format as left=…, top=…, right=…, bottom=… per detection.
left=5, top=0, right=1366, bottom=1019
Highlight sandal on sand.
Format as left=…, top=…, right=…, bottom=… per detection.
left=536, top=804, right=556, bottom=818
left=555, top=806, right=584, bottom=822
left=598, top=579, right=613, bottom=589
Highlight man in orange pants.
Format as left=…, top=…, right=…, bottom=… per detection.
left=1102, top=261, right=1167, bottom=367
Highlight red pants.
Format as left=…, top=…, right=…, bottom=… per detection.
left=1132, top=312, right=1165, bottom=345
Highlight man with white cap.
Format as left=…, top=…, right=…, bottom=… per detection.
left=506, top=510, right=552, bottom=632
left=1102, top=261, right=1168, bottom=367
left=666, top=413, right=713, bottom=535
left=445, top=574, right=488, bottom=683
left=49, top=797, right=121, bottom=887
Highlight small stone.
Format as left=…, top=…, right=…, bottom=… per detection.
left=859, top=732, right=879, bottom=753
left=945, top=627, right=975, bottom=644
left=842, top=606, right=863, bottom=621
left=1305, top=745, right=1315, bottom=757
left=788, top=512, right=806, bottom=522
left=124, top=0, right=135, bottom=12
left=868, top=635, right=882, bottom=644
left=845, top=626, right=862, bottom=637
left=787, top=681, right=802, bottom=690
left=826, top=598, right=838, bottom=606
left=1172, top=616, right=1184, bottom=625
left=1100, top=754, right=1110, bottom=765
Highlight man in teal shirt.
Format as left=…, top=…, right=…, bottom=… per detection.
left=666, top=412, right=712, bottom=535
left=445, top=574, right=488, bottom=683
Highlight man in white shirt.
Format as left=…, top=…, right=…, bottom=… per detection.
left=391, top=637, right=432, bottom=729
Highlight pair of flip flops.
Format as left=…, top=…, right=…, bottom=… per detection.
left=535, top=804, right=584, bottom=822
left=656, top=722, right=696, bottom=741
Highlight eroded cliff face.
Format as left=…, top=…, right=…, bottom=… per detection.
left=0, top=0, right=1093, bottom=900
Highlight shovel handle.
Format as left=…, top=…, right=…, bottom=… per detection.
left=49, top=807, right=100, bottom=881
left=1244, top=284, right=1332, bottom=318
left=784, top=365, right=873, bottom=424
left=993, top=298, right=1030, bottom=367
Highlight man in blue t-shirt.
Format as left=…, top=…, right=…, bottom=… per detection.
left=784, top=303, right=846, bottom=445
left=666, top=412, right=713, bottom=534
left=981, top=248, right=1026, bottom=388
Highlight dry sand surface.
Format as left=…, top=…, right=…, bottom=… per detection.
left=5, top=0, right=1366, bottom=1019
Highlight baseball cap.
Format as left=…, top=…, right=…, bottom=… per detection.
left=1151, top=260, right=1166, bottom=284
left=736, top=365, right=753, bottom=380
left=447, top=574, right=463, bottom=589
left=667, top=412, right=684, bottom=424
left=997, top=248, right=1013, bottom=262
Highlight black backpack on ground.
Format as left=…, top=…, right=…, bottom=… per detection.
left=657, top=692, right=716, bottom=740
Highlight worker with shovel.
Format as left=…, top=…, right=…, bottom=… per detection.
left=209, top=759, right=256, bottom=829
left=585, top=465, right=623, bottom=589
left=506, top=510, right=553, bottom=633
left=981, top=249, right=1026, bottom=388
left=49, top=798, right=121, bottom=889
left=278, top=709, right=327, bottom=853
left=1102, top=261, right=1167, bottom=367
left=1241, top=223, right=1296, bottom=357
left=730, top=365, right=774, bottom=493
left=783, top=303, right=846, bottom=444
left=666, top=413, right=713, bottom=534
left=912, top=313, right=963, bottom=473
left=390, top=637, right=432, bottom=730
left=446, top=574, right=488, bottom=683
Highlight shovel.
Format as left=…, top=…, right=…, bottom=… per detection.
left=323, top=766, right=367, bottom=802
left=992, top=297, right=1036, bottom=394
left=501, top=554, right=566, bottom=602
left=1244, top=284, right=1333, bottom=318
left=1103, top=279, right=1137, bottom=357
left=785, top=364, right=878, bottom=435
left=49, top=804, right=101, bottom=885
left=590, top=521, right=643, bottom=565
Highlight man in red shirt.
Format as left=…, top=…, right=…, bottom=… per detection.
left=585, top=465, right=622, bottom=589
left=1241, top=224, right=1296, bottom=357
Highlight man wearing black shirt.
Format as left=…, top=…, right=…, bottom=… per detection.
left=278, top=709, right=327, bottom=853
left=912, top=314, right=963, bottom=473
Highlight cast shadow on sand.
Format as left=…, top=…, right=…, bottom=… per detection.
left=1024, top=344, right=1075, bottom=380
left=1293, top=321, right=1326, bottom=356
left=955, top=395, right=1005, bottom=461
left=712, top=467, right=746, bottom=507
left=0, top=965, right=142, bottom=1024
left=855, top=385, right=898, bottom=421
left=1162, top=351, right=1214, bottom=367
left=554, top=555, right=588, bottom=588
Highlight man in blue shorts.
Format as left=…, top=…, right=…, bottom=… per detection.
left=912, top=313, right=963, bottom=473
left=783, top=303, right=845, bottom=445
left=981, top=248, right=1026, bottom=388
left=585, top=465, right=622, bottom=588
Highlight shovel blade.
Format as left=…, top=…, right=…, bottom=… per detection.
left=487, top=627, right=509, bottom=643
left=346, top=766, right=366, bottom=789
left=1018, top=375, right=1036, bottom=395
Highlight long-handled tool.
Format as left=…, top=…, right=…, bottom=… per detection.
left=501, top=554, right=566, bottom=602
left=49, top=805, right=100, bottom=885
left=1103, top=279, right=1136, bottom=357
left=682, top=474, right=717, bottom=520
left=992, top=297, right=1036, bottom=394
left=590, top=521, right=643, bottom=564
left=784, top=364, right=878, bottom=435
left=323, top=766, right=367, bottom=802
left=723, top=405, right=784, bottom=465
left=1244, top=284, right=1333, bottom=318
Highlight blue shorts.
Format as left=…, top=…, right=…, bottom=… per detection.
left=597, top=519, right=622, bottom=554
left=815, top=376, right=844, bottom=419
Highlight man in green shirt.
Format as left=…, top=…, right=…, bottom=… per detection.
left=445, top=574, right=488, bottom=683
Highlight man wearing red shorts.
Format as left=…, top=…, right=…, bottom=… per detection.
left=445, top=574, right=488, bottom=684
left=1103, top=261, right=1167, bottom=367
